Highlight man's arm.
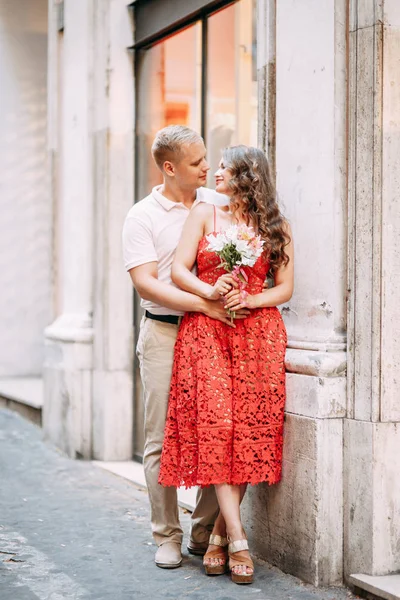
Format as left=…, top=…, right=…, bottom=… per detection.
left=123, top=208, right=248, bottom=325
left=129, top=262, right=247, bottom=326
left=130, top=262, right=207, bottom=313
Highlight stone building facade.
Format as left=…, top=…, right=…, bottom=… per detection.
left=0, top=0, right=399, bottom=591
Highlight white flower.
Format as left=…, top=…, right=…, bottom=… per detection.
left=240, top=255, right=257, bottom=267
left=224, top=226, right=238, bottom=243
left=234, top=239, right=251, bottom=254
left=206, top=224, right=264, bottom=271
left=206, top=232, right=227, bottom=252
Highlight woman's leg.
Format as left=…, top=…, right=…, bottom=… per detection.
left=213, top=483, right=252, bottom=575
left=204, top=484, right=248, bottom=569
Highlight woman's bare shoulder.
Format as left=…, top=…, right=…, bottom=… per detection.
left=191, top=202, right=215, bottom=216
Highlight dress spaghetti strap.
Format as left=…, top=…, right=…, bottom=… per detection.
left=213, top=204, right=217, bottom=232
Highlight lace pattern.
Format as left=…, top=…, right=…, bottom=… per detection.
left=159, top=236, right=287, bottom=488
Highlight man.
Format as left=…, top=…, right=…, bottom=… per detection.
left=122, top=125, right=245, bottom=569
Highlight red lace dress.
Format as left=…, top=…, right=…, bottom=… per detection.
left=158, top=235, right=287, bottom=488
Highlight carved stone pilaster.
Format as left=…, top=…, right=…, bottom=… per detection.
left=345, top=0, right=400, bottom=578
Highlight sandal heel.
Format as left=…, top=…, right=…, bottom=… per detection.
left=231, top=570, right=254, bottom=584
left=204, top=563, right=227, bottom=576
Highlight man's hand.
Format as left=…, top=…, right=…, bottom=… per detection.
left=201, top=299, right=250, bottom=327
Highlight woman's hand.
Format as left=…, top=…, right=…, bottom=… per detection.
left=207, top=274, right=238, bottom=300
left=202, top=299, right=250, bottom=326
left=224, top=288, right=258, bottom=312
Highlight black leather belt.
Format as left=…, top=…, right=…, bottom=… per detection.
left=145, top=310, right=181, bottom=325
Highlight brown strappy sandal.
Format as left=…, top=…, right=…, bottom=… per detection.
left=203, top=534, right=228, bottom=575
left=228, top=539, right=254, bottom=584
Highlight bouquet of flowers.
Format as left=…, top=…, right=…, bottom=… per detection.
left=206, top=224, right=264, bottom=319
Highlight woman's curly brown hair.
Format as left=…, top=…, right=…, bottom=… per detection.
left=222, top=145, right=291, bottom=275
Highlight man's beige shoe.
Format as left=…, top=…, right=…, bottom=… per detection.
left=187, top=539, right=209, bottom=556
left=155, top=541, right=182, bottom=569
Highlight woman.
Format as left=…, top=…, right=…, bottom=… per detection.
left=159, top=145, right=294, bottom=584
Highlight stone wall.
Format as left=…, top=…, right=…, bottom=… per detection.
left=0, top=0, right=51, bottom=376
left=243, top=0, right=347, bottom=586
left=344, top=0, right=400, bottom=578
left=43, top=0, right=134, bottom=460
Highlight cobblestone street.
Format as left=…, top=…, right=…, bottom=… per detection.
left=0, top=409, right=360, bottom=600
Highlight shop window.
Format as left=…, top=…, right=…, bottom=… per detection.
left=135, top=0, right=257, bottom=199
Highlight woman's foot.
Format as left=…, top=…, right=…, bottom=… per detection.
left=227, top=528, right=254, bottom=583
left=203, top=514, right=227, bottom=570
left=203, top=533, right=228, bottom=574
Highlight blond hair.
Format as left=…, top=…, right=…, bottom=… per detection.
left=151, top=125, right=203, bottom=171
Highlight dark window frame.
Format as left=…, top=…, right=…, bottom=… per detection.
left=129, top=0, right=236, bottom=50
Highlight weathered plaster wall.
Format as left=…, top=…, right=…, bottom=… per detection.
left=0, top=0, right=51, bottom=376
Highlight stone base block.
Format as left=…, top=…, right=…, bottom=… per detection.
left=43, top=337, right=93, bottom=459
left=344, top=420, right=400, bottom=578
left=92, top=369, right=133, bottom=461
left=349, top=573, right=400, bottom=600
left=286, top=372, right=346, bottom=418
left=242, top=413, right=343, bottom=586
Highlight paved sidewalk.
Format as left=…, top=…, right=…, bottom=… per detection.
left=0, top=409, right=359, bottom=600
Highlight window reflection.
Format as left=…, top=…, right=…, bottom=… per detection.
left=135, top=0, right=258, bottom=200
left=135, top=24, right=202, bottom=201
left=206, top=0, right=258, bottom=185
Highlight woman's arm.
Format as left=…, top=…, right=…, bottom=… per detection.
left=224, top=223, right=294, bottom=311
left=129, top=262, right=238, bottom=326
left=172, top=204, right=236, bottom=300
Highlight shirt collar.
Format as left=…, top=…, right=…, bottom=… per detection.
left=152, top=185, right=204, bottom=212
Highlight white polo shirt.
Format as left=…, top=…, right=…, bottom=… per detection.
left=122, top=185, right=229, bottom=316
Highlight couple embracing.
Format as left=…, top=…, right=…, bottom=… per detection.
left=122, top=125, right=294, bottom=585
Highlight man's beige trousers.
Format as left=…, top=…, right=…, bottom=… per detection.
left=137, top=316, right=219, bottom=546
